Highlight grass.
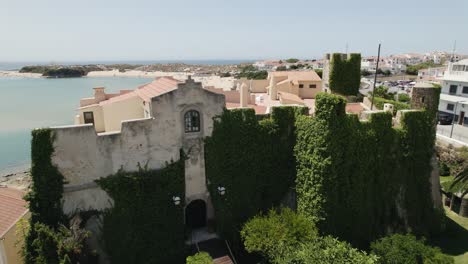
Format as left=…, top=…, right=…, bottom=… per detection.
left=430, top=207, right=468, bottom=264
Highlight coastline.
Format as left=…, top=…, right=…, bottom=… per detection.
left=0, top=69, right=236, bottom=90
left=0, top=70, right=42, bottom=78
left=0, top=165, right=31, bottom=191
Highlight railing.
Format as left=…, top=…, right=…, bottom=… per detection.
left=225, top=240, right=238, bottom=264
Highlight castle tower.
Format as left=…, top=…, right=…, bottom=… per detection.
left=410, top=82, right=440, bottom=113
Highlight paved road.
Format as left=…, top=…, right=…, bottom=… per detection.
left=437, top=124, right=468, bottom=144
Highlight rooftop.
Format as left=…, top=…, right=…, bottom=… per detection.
left=269, top=71, right=322, bottom=82
left=0, top=187, right=28, bottom=238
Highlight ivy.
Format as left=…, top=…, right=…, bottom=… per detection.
left=329, top=53, right=361, bottom=95
left=26, top=129, right=65, bottom=227
left=96, top=152, right=186, bottom=264
left=204, top=106, right=307, bottom=258
left=24, top=129, right=66, bottom=263
left=295, top=93, right=441, bottom=248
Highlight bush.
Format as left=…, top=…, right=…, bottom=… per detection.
left=370, top=234, right=453, bottom=264
left=241, top=208, right=316, bottom=261
left=286, top=58, right=299, bottom=63
left=439, top=162, right=450, bottom=176
left=241, top=208, right=377, bottom=264
left=372, top=97, right=409, bottom=114
left=186, top=252, right=213, bottom=264
left=361, top=69, right=372, bottom=76
left=398, top=93, right=411, bottom=103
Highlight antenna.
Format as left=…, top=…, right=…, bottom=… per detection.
left=370, top=43, right=381, bottom=111
left=451, top=40, right=457, bottom=62
left=345, top=43, right=349, bottom=54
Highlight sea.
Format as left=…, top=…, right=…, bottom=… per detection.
left=0, top=60, right=254, bottom=176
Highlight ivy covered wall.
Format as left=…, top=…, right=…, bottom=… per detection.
left=328, top=53, right=361, bottom=95
left=96, top=153, right=186, bottom=264
left=204, top=107, right=307, bottom=255
left=295, top=93, right=441, bottom=248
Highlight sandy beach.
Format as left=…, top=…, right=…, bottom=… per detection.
left=0, top=70, right=42, bottom=78
left=0, top=69, right=236, bottom=90
left=0, top=169, right=31, bottom=191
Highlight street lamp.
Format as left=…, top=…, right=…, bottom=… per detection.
left=172, top=196, right=181, bottom=206
left=217, top=186, right=226, bottom=196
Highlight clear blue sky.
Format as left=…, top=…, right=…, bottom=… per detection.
left=1, top=0, right=467, bottom=62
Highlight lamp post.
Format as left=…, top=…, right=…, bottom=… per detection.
left=217, top=186, right=226, bottom=196
left=172, top=196, right=181, bottom=206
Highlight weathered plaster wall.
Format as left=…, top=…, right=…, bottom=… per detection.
left=102, top=96, right=144, bottom=132
left=51, top=79, right=225, bottom=215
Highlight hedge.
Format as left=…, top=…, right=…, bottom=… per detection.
left=373, top=97, right=410, bottom=114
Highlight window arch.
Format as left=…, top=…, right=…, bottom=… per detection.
left=184, top=110, right=200, bottom=133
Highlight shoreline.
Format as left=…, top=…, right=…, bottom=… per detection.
left=0, top=70, right=236, bottom=89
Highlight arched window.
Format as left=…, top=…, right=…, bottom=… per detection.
left=184, top=110, right=200, bottom=133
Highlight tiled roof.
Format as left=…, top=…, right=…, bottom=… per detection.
left=270, top=71, right=322, bottom=81
left=213, top=256, right=233, bottom=264
left=0, top=187, right=28, bottom=238
left=225, top=102, right=267, bottom=115
left=99, top=77, right=181, bottom=105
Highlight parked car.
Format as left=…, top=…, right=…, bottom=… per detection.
left=438, top=114, right=453, bottom=125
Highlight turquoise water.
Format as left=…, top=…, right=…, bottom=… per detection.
left=0, top=77, right=152, bottom=175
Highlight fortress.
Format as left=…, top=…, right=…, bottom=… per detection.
left=28, top=77, right=443, bottom=262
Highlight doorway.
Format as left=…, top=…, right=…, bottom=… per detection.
left=185, top=199, right=207, bottom=229
left=459, top=111, right=465, bottom=125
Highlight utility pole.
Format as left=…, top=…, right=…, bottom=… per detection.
left=450, top=101, right=459, bottom=138
left=370, top=43, right=381, bottom=110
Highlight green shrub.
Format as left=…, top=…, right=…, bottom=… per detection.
left=372, top=97, right=409, bottom=114
left=370, top=234, right=453, bottom=264
left=186, top=252, right=213, bottom=264
left=398, top=93, right=411, bottom=103
left=241, top=208, right=316, bottom=261
left=241, top=208, right=377, bottom=264
left=439, top=162, right=450, bottom=176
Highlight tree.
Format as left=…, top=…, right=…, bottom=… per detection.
left=276, top=66, right=288, bottom=71
left=186, top=252, right=213, bottom=264
left=286, top=58, right=299, bottom=63
left=370, top=86, right=395, bottom=100
left=383, top=69, right=392, bottom=76
left=398, top=93, right=411, bottom=103
left=370, top=234, right=453, bottom=264
left=361, top=69, right=371, bottom=76
left=241, top=208, right=378, bottom=264
left=315, top=69, right=323, bottom=78
left=241, top=208, right=317, bottom=262
left=283, top=236, right=378, bottom=264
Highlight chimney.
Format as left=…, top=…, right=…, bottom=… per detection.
left=93, top=87, right=106, bottom=102
left=240, top=83, right=249, bottom=107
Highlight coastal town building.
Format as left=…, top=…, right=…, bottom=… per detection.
left=438, top=59, right=468, bottom=126
left=0, top=187, right=29, bottom=264
left=266, top=71, right=322, bottom=101
left=418, top=67, right=446, bottom=81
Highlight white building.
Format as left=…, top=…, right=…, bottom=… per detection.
left=438, top=59, right=468, bottom=125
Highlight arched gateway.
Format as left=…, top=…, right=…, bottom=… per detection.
left=185, top=199, right=207, bottom=229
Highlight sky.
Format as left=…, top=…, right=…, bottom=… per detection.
left=1, top=0, right=467, bottom=62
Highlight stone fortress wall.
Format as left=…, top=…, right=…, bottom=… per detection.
left=50, top=79, right=225, bottom=217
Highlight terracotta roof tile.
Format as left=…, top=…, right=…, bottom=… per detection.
left=270, top=70, right=322, bottom=81
left=0, top=187, right=28, bottom=238
left=226, top=102, right=267, bottom=115
left=99, top=77, right=181, bottom=106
